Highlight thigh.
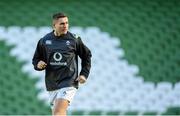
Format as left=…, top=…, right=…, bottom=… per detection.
left=56, top=87, right=77, bottom=104
left=54, top=98, right=69, bottom=111
left=53, top=98, right=69, bottom=115
left=49, top=87, right=77, bottom=110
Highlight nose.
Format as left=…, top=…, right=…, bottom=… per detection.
left=63, top=23, right=67, bottom=28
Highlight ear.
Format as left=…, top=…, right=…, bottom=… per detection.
left=52, top=20, right=56, bottom=28
left=52, top=23, right=55, bottom=27
left=52, top=23, right=57, bottom=30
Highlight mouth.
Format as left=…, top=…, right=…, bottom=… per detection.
left=63, top=28, right=67, bottom=31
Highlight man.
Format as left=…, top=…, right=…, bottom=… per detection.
left=32, top=12, right=92, bottom=115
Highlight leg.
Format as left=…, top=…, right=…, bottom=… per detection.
left=53, top=98, right=69, bottom=116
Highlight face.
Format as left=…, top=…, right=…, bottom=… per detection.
left=53, top=17, right=69, bottom=35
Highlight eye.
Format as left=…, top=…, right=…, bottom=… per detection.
left=60, top=22, right=68, bottom=25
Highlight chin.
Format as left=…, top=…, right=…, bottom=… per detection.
left=63, top=31, right=68, bottom=34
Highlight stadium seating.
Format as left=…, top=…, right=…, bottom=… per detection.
left=0, top=0, right=180, bottom=115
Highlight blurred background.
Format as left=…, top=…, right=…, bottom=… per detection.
left=0, top=0, right=180, bottom=115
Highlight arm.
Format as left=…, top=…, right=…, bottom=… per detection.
left=32, top=40, right=47, bottom=71
left=76, top=37, right=92, bottom=79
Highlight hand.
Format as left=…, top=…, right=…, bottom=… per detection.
left=37, top=60, right=47, bottom=69
left=76, top=75, right=87, bottom=84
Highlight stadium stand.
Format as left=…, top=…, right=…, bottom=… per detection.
left=0, top=0, right=180, bottom=115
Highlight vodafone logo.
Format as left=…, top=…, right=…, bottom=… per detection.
left=50, top=52, right=67, bottom=66
left=53, top=52, right=62, bottom=61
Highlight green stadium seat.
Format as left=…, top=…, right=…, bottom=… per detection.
left=0, top=0, right=180, bottom=115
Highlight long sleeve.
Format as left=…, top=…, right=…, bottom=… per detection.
left=32, top=39, right=45, bottom=71
left=76, top=37, right=92, bottom=78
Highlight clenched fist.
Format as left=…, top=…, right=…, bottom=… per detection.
left=76, top=75, right=87, bottom=84
left=37, top=60, right=47, bottom=69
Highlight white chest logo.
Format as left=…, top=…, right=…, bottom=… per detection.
left=66, top=40, right=70, bottom=45
left=45, top=40, right=52, bottom=45
left=53, top=52, right=62, bottom=61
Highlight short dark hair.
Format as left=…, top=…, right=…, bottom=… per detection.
left=52, top=12, right=67, bottom=20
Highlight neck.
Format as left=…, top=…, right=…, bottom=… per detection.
left=54, top=31, right=61, bottom=36
left=54, top=30, right=67, bottom=36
